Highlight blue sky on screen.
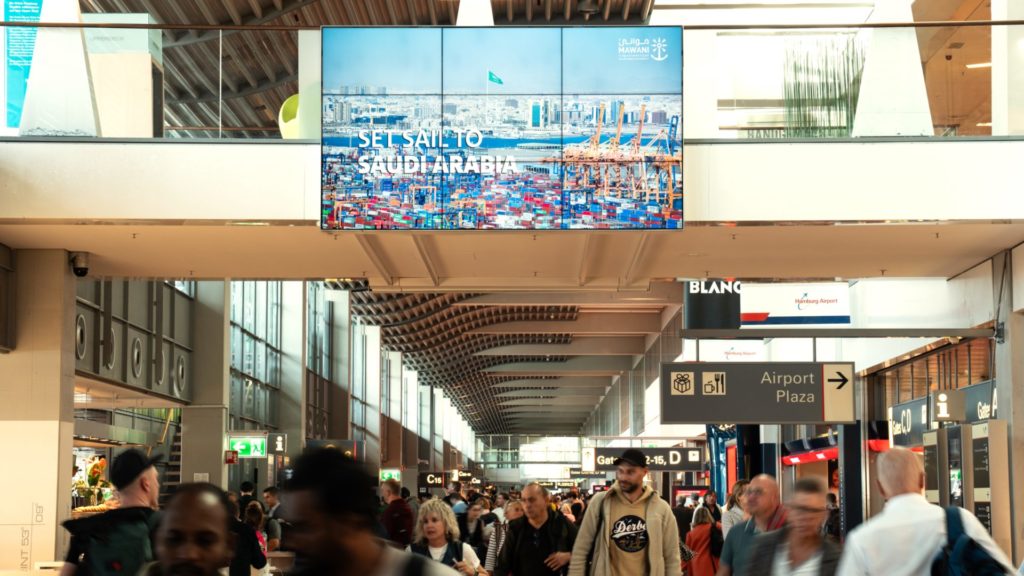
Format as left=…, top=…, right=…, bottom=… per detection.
left=443, top=28, right=561, bottom=94
left=323, top=28, right=441, bottom=94
left=563, top=27, right=682, bottom=94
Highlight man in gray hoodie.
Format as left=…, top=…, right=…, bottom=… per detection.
left=569, top=449, right=681, bottom=576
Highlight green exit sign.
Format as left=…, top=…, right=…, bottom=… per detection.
left=380, top=468, right=402, bottom=482
left=228, top=436, right=267, bottom=458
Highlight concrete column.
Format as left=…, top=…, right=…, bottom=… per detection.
left=180, top=281, right=230, bottom=489
left=328, top=289, right=351, bottom=439
left=0, top=250, right=75, bottom=568
left=992, top=0, right=1024, bottom=135
left=279, top=281, right=306, bottom=461
left=992, top=252, right=1024, bottom=563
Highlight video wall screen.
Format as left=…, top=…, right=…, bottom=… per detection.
left=321, top=26, right=682, bottom=230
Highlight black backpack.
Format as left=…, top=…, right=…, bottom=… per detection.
left=65, top=508, right=160, bottom=576
left=931, top=507, right=1009, bottom=576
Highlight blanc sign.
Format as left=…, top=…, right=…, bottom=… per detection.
left=660, top=362, right=855, bottom=424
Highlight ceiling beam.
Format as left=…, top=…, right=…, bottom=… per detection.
left=641, top=0, right=655, bottom=21
left=500, top=397, right=601, bottom=406
left=503, top=406, right=595, bottom=413
left=468, top=311, right=662, bottom=335
left=565, top=0, right=572, bottom=21
left=526, top=0, right=533, bottom=21
left=623, top=232, right=649, bottom=284
left=491, top=377, right=612, bottom=388
left=220, top=0, right=245, bottom=25
left=447, top=0, right=457, bottom=23
left=246, top=0, right=264, bottom=19
left=406, top=0, right=419, bottom=24
left=496, top=388, right=606, bottom=398
left=546, top=0, right=553, bottom=21
left=166, top=0, right=319, bottom=48
left=451, top=283, right=681, bottom=306
left=507, top=0, right=514, bottom=22
left=577, top=235, right=593, bottom=286
left=483, top=356, right=634, bottom=376
left=604, top=0, right=613, bottom=20
left=364, top=0, right=380, bottom=24
left=171, top=72, right=297, bottom=105
left=622, top=0, right=632, bottom=20
left=476, top=336, right=647, bottom=356
left=413, top=236, right=440, bottom=287
left=382, top=0, right=398, bottom=25
left=356, top=235, right=395, bottom=286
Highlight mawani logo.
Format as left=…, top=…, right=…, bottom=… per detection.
left=651, top=38, right=669, bottom=61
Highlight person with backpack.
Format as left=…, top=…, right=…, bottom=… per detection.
left=282, top=448, right=458, bottom=576
left=61, top=448, right=162, bottom=576
left=567, top=448, right=681, bottom=576
left=410, top=498, right=484, bottom=575
left=836, top=446, right=1013, bottom=576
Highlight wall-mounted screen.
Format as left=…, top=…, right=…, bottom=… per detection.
left=321, top=26, right=683, bottom=230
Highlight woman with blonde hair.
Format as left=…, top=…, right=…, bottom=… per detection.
left=483, top=500, right=524, bottom=574
left=683, top=507, right=721, bottom=576
left=410, top=498, right=484, bottom=576
left=722, top=480, right=749, bottom=538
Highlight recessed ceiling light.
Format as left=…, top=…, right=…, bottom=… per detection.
left=965, top=62, right=992, bottom=69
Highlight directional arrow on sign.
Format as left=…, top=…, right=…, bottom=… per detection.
left=828, top=371, right=849, bottom=390
left=232, top=440, right=248, bottom=452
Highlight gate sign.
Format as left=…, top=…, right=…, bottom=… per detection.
left=660, top=362, right=855, bottom=424
left=594, top=447, right=703, bottom=471
left=419, top=472, right=446, bottom=488
left=228, top=436, right=267, bottom=458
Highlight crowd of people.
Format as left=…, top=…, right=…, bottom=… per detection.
left=58, top=446, right=1021, bottom=576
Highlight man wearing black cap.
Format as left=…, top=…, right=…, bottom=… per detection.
left=568, top=449, right=680, bottom=576
left=61, top=448, right=162, bottom=576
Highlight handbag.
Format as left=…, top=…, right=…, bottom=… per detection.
left=680, top=543, right=696, bottom=563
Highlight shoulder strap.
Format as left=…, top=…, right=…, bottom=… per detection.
left=405, top=553, right=427, bottom=576
left=945, top=507, right=965, bottom=548
left=452, top=540, right=464, bottom=563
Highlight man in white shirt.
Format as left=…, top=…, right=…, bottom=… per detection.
left=836, top=446, right=1014, bottom=576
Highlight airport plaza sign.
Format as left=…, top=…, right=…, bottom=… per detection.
left=660, top=362, right=855, bottom=424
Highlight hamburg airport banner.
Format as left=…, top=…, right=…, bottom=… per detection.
left=321, top=27, right=682, bottom=230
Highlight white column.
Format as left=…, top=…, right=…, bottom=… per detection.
left=279, top=282, right=306, bottom=460
left=0, top=250, right=76, bottom=567
left=456, top=0, right=494, bottom=26
left=297, top=31, right=321, bottom=140
left=180, top=281, right=230, bottom=488
left=852, top=0, right=933, bottom=136
left=992, top=0, right=1024, bottom=135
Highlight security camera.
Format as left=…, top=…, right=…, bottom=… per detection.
left=69, top=252, right=90, bottom=277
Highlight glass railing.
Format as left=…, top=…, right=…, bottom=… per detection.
left=0, top=20, right=1018, bottom=141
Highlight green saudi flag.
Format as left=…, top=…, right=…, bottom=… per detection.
left=488, top=71, right=503, bottom=85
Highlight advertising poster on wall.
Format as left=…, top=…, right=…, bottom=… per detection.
left=1, top=0, right=44, bottom=133
left=321, top=26, right=682, bottom=230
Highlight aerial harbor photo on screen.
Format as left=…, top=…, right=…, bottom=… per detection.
left=321, top=27, right=682, bottom=230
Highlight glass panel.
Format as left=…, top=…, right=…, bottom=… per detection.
left=243, top=281, right=256, bottom=332
left=243, top=334, right=255, bottom=376
left=256, top=281, right=267, bottom=336
left=955, top=341, right=971, bottom=389
left=255, top=340, right=266, bottom=383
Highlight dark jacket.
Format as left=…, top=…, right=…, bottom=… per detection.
left=230, top=519, right=267, bottom=576
left=495, top=511, right=578, bottom=576
left=382, top=498, right=415, bottom=547
left=740, top=526, right=841, bottom=576
left=673, top=505, right=695, bottom=543
left=458, top=515, right=488, bottom=558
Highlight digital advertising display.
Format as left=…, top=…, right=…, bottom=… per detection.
left=321, top=26, right=682, bottom=230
